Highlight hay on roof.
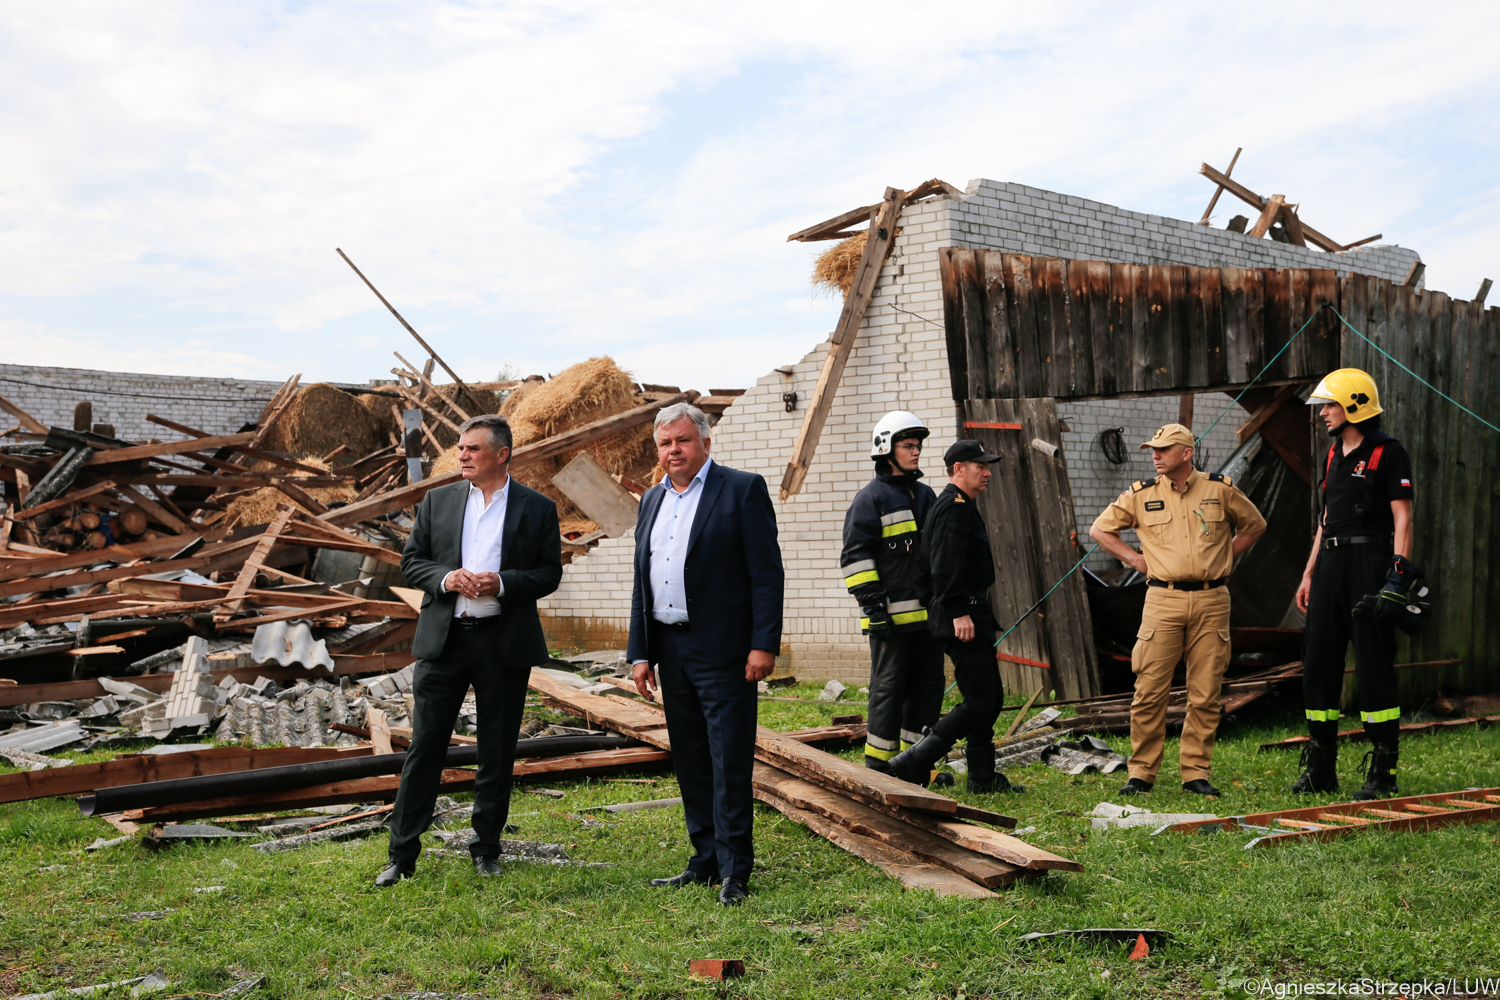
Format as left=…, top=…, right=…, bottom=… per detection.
left=812, top=231, right=867, bottom=297
left=260, top=384, right=384, bottom=458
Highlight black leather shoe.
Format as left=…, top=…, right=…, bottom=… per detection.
left=473, top=856, right=502, bottom=876
left=649, top=869, right=715, bottom=888
left=1118, top=777, right=1154, bottom=796
left=718, top=877, right=749, bottom=906
left=374, top=862, right=414, bottom=888
left=1182, top=779, right=1221, bottom=796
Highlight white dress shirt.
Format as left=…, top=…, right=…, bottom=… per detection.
left=648, top=457, right=712, bottom=625
left=442, top=478, right=509, bottom=617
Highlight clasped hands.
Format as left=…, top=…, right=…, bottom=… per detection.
left=632, top=649, right=776, bottom=702
left=445, top=568, right=501, bottom=600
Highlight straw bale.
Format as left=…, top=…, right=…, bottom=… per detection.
left=222, top=458, right=356, bottom=528
left=428, top=385, right=505, bottom=449
left=359, top=391, right=402, bottom=446
left=260, top=383, right=384, bottom=458
left=502, top=357, right=636, bottom=438
left=811, top=231, right=867, bottom=297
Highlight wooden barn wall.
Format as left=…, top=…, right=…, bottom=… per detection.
left=941, top=249, right=1500, bottom=700
left=965, top=399, right=1100, bottom=701
left=1339, top=274, right=1500, bottom=700
left=939, top=248, right=1344, bottom=402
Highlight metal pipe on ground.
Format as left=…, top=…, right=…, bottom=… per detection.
left=78, top=734, right=637, bottom=815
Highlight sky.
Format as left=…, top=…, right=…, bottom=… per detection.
left=1, top=1, right=1496, bottom=392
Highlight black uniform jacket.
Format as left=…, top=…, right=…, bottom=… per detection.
left=400, top=478, right=563, bottom=665
left=838, top=470, right=937, bottom=634
left=924, top=482, right=997, bottom=639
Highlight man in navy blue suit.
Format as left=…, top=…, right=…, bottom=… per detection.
left=629, top=402, right=784, bottom=906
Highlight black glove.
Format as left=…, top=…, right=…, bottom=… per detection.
left=1353, top=555, right=1431, bottom=636
left=863, top=605, right=895, bottom=641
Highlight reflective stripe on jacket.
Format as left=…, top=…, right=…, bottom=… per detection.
left=839, top=471, right=937, bottom=634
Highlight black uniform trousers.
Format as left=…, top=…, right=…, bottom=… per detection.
left=387, top=625, right=532, bottom=865
left=1303, top=542, right=1401, bottom=745
left=865, top=631, right=945, bottom=762
left=930, top=612, right=1001, bottom=757
left=651, top=626, right=757, bottom=883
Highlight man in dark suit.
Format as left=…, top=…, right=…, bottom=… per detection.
left=377, top=414, right=562, bottom=887
left=629, top=402, right=783, bottom=906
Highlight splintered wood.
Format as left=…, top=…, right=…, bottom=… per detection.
left=527, top=669, right=1082, bottom=897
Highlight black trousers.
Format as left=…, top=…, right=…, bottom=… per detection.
left=387, top=626, right=531, bottom=865
left=651, top=627, right=757, bottom=883
left=864, top=631, right=945, bottom=762
left=931, top=615, right=1001, bottom=748
left=1303, top=543, right=1401, bottom=744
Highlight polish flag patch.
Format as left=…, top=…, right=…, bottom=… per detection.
left=1400, top=478, right=1412, bottom=487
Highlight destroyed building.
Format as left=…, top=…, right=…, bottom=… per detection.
left=537, top=176, right=1433, bottom=691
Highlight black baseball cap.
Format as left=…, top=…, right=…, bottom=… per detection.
left=943, top=439, right=1002, bottom=465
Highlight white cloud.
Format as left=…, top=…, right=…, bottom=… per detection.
left=0, top=1, right=1495, bottom=389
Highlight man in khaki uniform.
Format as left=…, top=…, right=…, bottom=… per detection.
left=1089, top=424, right=1267, bottom=797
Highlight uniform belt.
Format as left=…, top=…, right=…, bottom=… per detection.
left=1147, top=578, right=1227, bottom=591
left=1322, top=535, right=1381, bottom=550
left=654, top=620, right=692, bottom=633
left=453, top=615, right=502, bottom=630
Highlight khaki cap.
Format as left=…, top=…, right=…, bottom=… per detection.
left=1140, top=423, right=1195, bottom=449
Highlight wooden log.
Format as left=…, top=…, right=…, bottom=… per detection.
left=752, top=765, right=1024, bottom=887
left=111, top=483, right=187, bottom=534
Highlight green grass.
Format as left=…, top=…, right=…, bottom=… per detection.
left=2, top=689, right=1498, bottom=999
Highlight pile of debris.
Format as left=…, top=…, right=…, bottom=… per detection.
left=528, top=669, right=1084, bottom=897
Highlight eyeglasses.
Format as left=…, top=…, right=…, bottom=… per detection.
left=895, top=442, right=923, bottom=452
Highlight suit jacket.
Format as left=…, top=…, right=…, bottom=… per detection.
left=400, top=478, right=563, bottom=664
left=626, top=461, right=784, bottom=665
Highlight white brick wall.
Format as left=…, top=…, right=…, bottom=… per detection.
left=540, top=179, right=1422, bottom=681
left=0, top=363, right=288, bottom=441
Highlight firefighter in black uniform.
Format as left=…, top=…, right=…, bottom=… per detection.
left=1293, top=368, right=1421, bottom=800
left=839, top=411, right=944, bottom=772
left=887, top=440, right=1021, bottom=794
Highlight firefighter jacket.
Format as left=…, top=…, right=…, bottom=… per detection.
left=925, top=482, right=997, bottom=638
left=839, top=470, right=937, bottom=634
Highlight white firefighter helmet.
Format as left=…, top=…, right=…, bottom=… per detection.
left=870, top=410, right=929, bottom=458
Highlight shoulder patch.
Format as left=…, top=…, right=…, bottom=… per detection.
left=1131, top=480, right=1149, bottom=493
left=953, top=494, right=965, bottom=503
left=1207, top=472, right=1231, bottom=485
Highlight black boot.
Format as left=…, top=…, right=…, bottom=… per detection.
left=1289, top=739, right=1339, bottom=795
left=964, top=739, right=1022, bottom=794
left=1352, top=744, right=1399, bottom=800
left=888, top=730, right=953, bottom=787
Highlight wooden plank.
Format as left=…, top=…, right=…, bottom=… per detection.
left=0, top=594, right=135, bottom=630
left=394, top=350, right=473, bottom=422
left=111, top=483, right=187, bottom=534
left=754, top=787, right=995, bottom=898
left=754, top=724, right=960, bottom=815
left=215, top=598, right=363, bottom=631
left=221, top=506, right=296, bottom=613
left=1066, top=257, right=1095, bottom=398
left=1197, top=148, right=1242, bottom=224
left=269, top=478, right=329, bottom=515
left=752, top=765, right=1024, bottom=887
left=0, top=395, right=48, bottom=434
left=780, top=187, right=904, bottom=499
left=0, top=745, right=370, bottom=805
left=0, top=555, right=210, bottom=600
left=1248, top=194, right=1285, bottom=240
left=82, top=432, right=256, bottom=466
left=10, top=480, right=116, bottom=520
left=1003, top=254, right=1047, bottom=398
left=552, top=451, right=640, bottom=538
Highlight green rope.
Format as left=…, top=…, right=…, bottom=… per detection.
left=1192, top=302, right=1328, bottom=448
left=1329, top=306, right=1500, bottom=434
left=940, top=542, right=1100, bottom=697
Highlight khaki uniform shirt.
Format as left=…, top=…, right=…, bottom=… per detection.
left=1092, top=470, right=1267, bottom=582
